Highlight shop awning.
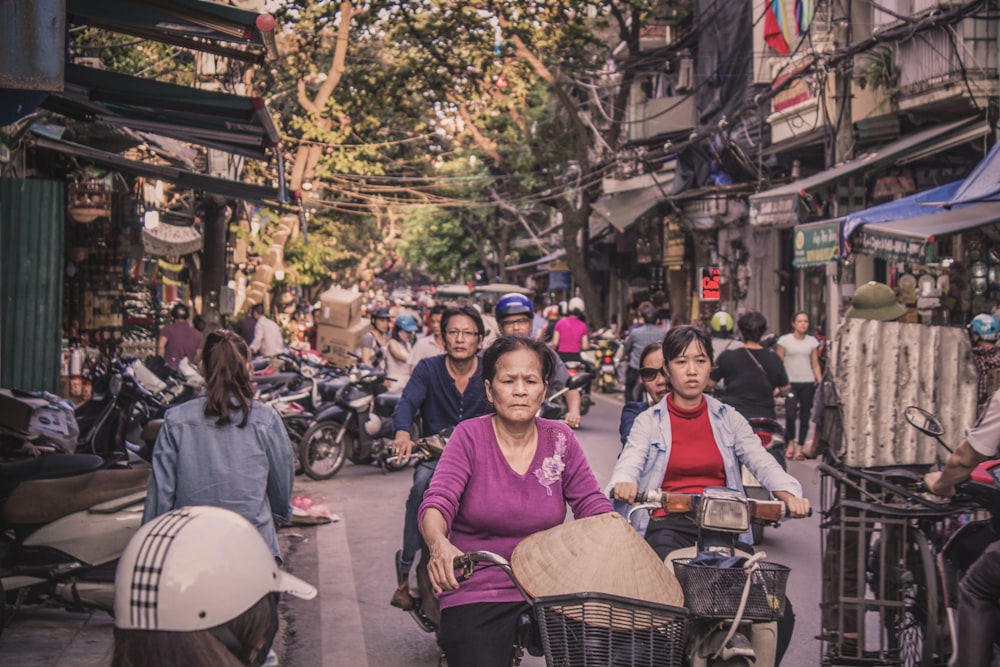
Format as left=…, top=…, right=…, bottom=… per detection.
left=42, top=64, right=280, bottom=161
left=32, top=133, right=286, bottom=206
left=591, top=187, right=666, bottom=232
left=749, top=117, right=988, bottom=228
left=792, top=219, right=841, bottom=267
left=851, top=202, right=1000, bottom=263
left=66, top=0, right=278, bottom=63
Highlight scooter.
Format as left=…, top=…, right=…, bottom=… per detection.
left=554, top=363, right=593, bottom=418
left=298, top=362, right=408, bottom=480
left=0, top=454, right=148, bottom=631
left=629, top=487, right=805, bottom=667
left=592, top=334, right=621, bottom=393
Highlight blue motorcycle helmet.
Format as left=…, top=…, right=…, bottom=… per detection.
left=395, top=313, right=419, bottom=333
left=495, top=293, right=533, bottom=322
left=970, top=313, right=1000, bottom=342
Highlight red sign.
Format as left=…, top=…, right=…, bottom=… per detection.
left=700, top=267, right=721, bottom=301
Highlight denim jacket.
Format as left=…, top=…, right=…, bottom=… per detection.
left=607, top=393, right=803, bottom=538
left=143, top=397, right=294, bottom=559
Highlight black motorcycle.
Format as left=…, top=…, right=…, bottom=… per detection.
left=256, top=363, right=347, bottom=475
left=298, top=363, right=410, bottom=480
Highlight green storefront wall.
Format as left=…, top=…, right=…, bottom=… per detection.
left=0, top=179, right=64, bottom=392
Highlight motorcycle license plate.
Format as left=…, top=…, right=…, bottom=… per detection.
left=601, top=364, right=615, bottom=373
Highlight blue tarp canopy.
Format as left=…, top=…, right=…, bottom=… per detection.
left=946, top=141, right=1000, bottom=206
left=840, top=181, right=963, bottom=243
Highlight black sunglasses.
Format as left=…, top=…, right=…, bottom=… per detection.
left=639, top=366, right=667, bottom=382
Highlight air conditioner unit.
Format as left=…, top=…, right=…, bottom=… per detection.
left=74, top=57, right=104, bottom=70
left=676, top=56, right=694, bottom=93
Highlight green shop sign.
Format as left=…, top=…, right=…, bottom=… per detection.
left=793, top=221, right=839, bottom=267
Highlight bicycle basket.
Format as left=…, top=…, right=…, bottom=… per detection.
left=533, top=592, right=687, bottom=667
left=672, top=559, right=789, bottom=621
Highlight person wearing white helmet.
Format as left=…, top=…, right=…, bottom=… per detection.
left=112, top=505, right=317, bottom=667
left=550, top=296, right=589, bottom=363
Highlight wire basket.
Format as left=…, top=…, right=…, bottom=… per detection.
left=534, top=592, right=688, bottom=667
left=672, top=559, right=790, bottom=621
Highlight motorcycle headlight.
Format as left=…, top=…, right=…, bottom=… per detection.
left=697, top=488, right=750, bottom=532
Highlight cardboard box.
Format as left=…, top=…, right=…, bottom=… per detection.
left=317, top=287, right=363, bottom=329
left=317, top=321, right=370, bottom=368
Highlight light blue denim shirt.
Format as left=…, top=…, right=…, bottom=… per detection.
left=607, top=393, right=803, bottom=538
left=142, top=396, right=294, bottom=559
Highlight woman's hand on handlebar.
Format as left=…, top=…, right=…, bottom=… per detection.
left=426, top=537, right=465, bottom=594
left=773, top=491, right=811, bottom=518
left=611, top=481, right=638, bottom=504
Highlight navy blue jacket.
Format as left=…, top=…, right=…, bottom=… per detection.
left=393, top=355, right=491, bottom=436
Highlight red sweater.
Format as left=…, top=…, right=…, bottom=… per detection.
left=654, top=394, right=725, bottom=517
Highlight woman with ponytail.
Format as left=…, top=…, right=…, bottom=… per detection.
left=143, top=330, right=295, bottom=561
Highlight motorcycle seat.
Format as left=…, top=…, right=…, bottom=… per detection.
left=0, top=454, right=105, bottom=498
left=3, top=468, right=150, bottom=525
left=254, top=373, right=298, bottom=389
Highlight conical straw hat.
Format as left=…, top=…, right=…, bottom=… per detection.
left=511, top=512, right=684, bottom=608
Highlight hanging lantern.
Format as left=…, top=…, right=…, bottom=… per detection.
left=67, top=168, right=112, bottom=223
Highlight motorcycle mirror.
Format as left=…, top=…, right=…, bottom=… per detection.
left=904, top=405, right=953, bottom=454
left=566, top=373, right=591, bottom=390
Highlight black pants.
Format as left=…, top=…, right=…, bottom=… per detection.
left=645, top=515, right=795, bottom=666
left=784, top=382, right=817, bottom=445
left=956, top=539, right=1000, bottom=665
left=438, top=601, right=530, bottom=667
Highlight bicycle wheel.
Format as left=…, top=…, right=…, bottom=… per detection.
left=881, top=528, right=943, bottom=667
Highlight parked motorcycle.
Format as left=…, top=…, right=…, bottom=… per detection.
left=257, top=364, right=348, bottom=475
left=629, top=487, right=805, bottom=666
left=298, top=363, right=409, bottom=480
left=0, top=454, right=148, bottom=632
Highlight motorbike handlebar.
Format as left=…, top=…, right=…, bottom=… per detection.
left=615, top=489, right=813, bottom=519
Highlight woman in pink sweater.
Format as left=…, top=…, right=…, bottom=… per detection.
left=419, top=335, right=611, bottom=667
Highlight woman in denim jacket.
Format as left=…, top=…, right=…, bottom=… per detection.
left=144, top=329, right=294, bottom=562
left=608, top=325, right=808, bottom=556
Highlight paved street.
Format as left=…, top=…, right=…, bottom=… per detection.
left=0, top=390, right=825, bottom=666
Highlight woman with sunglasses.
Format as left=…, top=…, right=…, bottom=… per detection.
left=618, top=342, right=669, bottom=446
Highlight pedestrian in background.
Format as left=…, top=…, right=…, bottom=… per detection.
left=621, top=304, right=666, bottom=402
left=158, top=303, right=204, bottom=371
left=386, top=313, right=419, bottom=390
left=233, top=309, right=257, bottom=346
left=249, top=303, right=285, bottom=370
left=143, top=330, right=295, bottom=562
left=409, top=304, right=446, bottom=372
left=777, top=311, right=822, bottom=460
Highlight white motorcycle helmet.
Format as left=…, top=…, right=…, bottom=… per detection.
left=114, top=506, right=316, bottom=632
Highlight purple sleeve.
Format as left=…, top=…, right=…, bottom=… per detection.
left=418, top=420, right=476, bottom=530
left=555, top=424, right=613, bottom=518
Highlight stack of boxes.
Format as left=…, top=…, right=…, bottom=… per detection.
left=315, top=288, right=369, bottom=368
